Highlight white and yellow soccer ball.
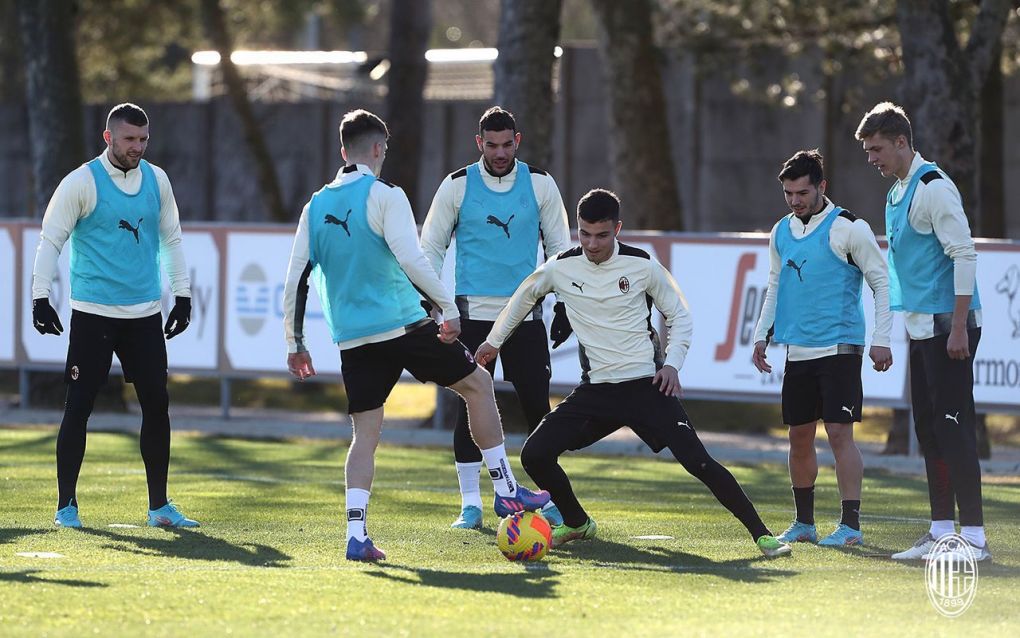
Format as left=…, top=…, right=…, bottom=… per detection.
left=497, top=511, right=552, bottom=561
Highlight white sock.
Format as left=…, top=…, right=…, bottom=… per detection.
left=960, top=526, right=986, bottom=547
left=455, top=462, right=484, bottom=509
left=480, top=443, right=518, bottom=497
left=346, top=488, right=370, bottom=542
left=930, top=520, right=955, bottom=539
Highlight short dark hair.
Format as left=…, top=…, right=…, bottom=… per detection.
left=577, top=188, right=620, bottom=223
left=778, top=149, right=825, bottom=186
left=107, top=103, right=148, bottom=130
left=339, top=109, right=389, bottom=151
left=478, top=106, right=516, bottom=136
left=855, top=102, right=913, bottom=148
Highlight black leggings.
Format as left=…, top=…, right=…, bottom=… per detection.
left=520, top=379, right=771, bottom=540
left=56, top=311, right=172, bottom=511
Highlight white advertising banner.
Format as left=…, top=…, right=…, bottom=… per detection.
left=159, top=232, right=219, bottom=370
left=224, top=232, right=339, bottom=374
left=670, top=240, right=910, bottom=401
left=21, top=228, right=73, bottom=364
left=972, top=245, right=1020, bottom=407
left=0, top=228, right=15, bottom=363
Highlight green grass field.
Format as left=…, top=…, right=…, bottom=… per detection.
left=1, top=428, right=1018, bottom=637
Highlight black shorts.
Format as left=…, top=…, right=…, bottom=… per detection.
left=781, top=353, right=863, bottom=426
left=340, top=321, right=478, bottom=413
left=535, top=378, right=696, bottom=454
left=64, top=310, right=168, bottom=390
left=458, top=318, right=550, bottom=382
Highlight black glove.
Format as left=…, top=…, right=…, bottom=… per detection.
left=550, top=301, right=573, bottom=349
left=32, top=298, right=63, bottom=335
left=164, top=296, right=191, bottom=339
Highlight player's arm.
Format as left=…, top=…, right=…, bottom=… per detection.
left=535, top=173, right=572, bottom=258
left=376, top=185, right=458, bottom=321
left=919, top=179, right=977, bottom=359
left=30, top=167, right=93, bottom=335
left=282, top=204, right=315, bottom=380
left=846, top=218, right=893, bottom=371
left=477, top=264, right=555, bottom=365
left=751, top=221, right=782, bottom=373
left=154, top=167, right=192, bottom=338
left=419, top=174, right=459, bottom=276
left=646, top=260, right=693, bottom=396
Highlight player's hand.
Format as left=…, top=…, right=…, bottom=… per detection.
left=751, top=340, right=771, bottom=373
left=550, top=301, right=573, bottom=349
left=32, top=298, right=63, bottom=336
left=438, top=317, right=461, bottom=343
left=475, top=341, right=499, bottom=367
left=946, top=327, right=970, bottom=360
left=652, top=364, right=683, bottom=397
left=869, top=345, right=893, bottom=371
left=288, top=351, right=316, bottom=381
left=164, top=296, right=192, bottom=339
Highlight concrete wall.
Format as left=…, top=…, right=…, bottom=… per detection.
left=1, top=46, right=1018, bottom=238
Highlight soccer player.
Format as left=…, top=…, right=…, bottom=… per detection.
left=31, top=103, right=197, bottom=529
left=476, top=189, right=792, bottom=558
left=282, top=109, right=549, bottom=561
left=421, top=106, right=571, bottom=530
left=856, top=102, right=990, bottom=561
left=751, top=149, right=893, bottom=547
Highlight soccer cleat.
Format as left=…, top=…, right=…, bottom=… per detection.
left=891, top=532, right=936, bottom=560
left=924, top=539, right=993, bottom=562
left=451, top=505, right=483, bottom=529
left=493, top=484, right=551, bottom=518
left=818, top=524, right=864, bottom=547
left=551, top=517, right=597, bottom=548
left=541, top=502, right=564, bottom=527
left=147, top=500, right=200, bottom=528
left=346, top=536, right=386, bottom=562
left=777, top=520, right=817, bottom=544
left=756, top=535, right=793, bottom=558
left=54, top=502, right=82, bottom=528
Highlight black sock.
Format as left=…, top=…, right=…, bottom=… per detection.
left=841, top=499, right=861, bottom=530
left=793, top=486, right=815, bottom=525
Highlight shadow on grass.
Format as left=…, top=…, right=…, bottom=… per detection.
left=554, top=537, right=797, bottom=583
left=78, top=527, right=291, bottom=567
left=0, top=528, right=55, bottom=545
left=0, top=431, right=57, bottom=455
left=365, top=562, right=561, bottom=598
left=0, top=569, right=107, bottom=588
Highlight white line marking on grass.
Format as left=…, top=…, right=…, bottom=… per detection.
left=16, top=552, right=64, bottom=559
left=632, top=535, right=674, bottom=540
left=108, top=524, right=140, bottom=528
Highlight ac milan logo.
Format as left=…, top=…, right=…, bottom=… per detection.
left=618, top=277, right=630, bottom=293
left=70, top=365, right=79, bottom=381
left=464, top=349, right=475, bottom=364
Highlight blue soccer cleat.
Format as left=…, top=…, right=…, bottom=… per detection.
left=147, top=500, right=200, bottom=528
left=346, top=536, right=386, bottom=561
left=541, top=502, right=564, bottom=526
left=54, top=501, right=82, bottom=528
left=818, top=523, right=864, bottom=547
left=494, top=485, right=551, bottom=518
left=451, top=505, right=483, bottom=529
left=777, top=520, right=818, bottom=544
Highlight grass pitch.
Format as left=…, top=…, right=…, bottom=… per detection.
left=1, top=428, right=1018, bottom=636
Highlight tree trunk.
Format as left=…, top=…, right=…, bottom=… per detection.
left=200, top=0, right=288, bottom=222
left=590, top=0, right=682, bottom=230
left=978, top=42, right=1005, bottom=238
left=16, top=0, right=85, bottom=217
left=382, top=0, right=431, bottom=220
left=494, top=0, right=563, bottom=171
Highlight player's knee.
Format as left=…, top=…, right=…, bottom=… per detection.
left=520, top=437, right=554, bottom=472
left=452, top=366, right=493, bottom=400
left=824, top=423, right=855, bottom=449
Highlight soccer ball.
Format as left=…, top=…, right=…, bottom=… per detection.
left=497, top=511, right=552, bottom=561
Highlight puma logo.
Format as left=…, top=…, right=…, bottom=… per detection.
left=118, top=218, right=142, bottom=243
left=325, top=209, right=353, bottom=236
left=677, top=420, right=690, bottom=429
left=841, top=405, right=853, bottom=417
left=486, top=213, right=514, bottom=238
left=945, top=412, right=960, bottom=424
left=571, top=281, right=585, bottom=293
left=785, top=258, right=807, bottom=282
